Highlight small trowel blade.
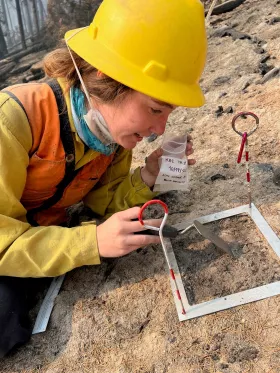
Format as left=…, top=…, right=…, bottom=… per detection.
left=193, top=220, right=235, bottom=257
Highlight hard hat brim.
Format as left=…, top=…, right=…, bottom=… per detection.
left=65, top=27, right=205, bottom=108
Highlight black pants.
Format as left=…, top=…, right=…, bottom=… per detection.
left=0, top=277, right=50, bottom=358
left=0, top=204, right=94, bottom=358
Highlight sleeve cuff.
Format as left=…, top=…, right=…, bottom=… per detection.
left=131, top=167, right=158, bottom=198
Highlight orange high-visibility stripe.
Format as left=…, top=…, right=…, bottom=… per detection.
left=4, top=82, right=114, bottom=226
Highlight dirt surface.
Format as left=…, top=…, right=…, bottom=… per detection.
left=174, top=216, right=280, bottom=305
left=1, top=0, right=280, bottom=372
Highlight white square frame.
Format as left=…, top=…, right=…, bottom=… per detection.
left=166, top=203, right=280, bottom=321
left=33, top=203, right=280, bottom=332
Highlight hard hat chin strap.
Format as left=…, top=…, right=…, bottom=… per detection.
left=66, top=30, right=116, bottom=147
left=65, top=28, right=95, bottom=112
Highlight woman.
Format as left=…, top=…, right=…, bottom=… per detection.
left=0, top=0, right=207, bottom=357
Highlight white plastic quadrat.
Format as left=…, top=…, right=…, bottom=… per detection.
left=164, top=112, right=280, bottom=321
left=165, top=204, right=280, bottom=321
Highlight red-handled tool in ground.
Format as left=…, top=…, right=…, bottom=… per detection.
left=137, top=199, right=237, bottom=314
left=138, top=200, right=186, bottom=315
left=136, top=200, right=235, bottom=257
left=232, top=111, right=259, bottom=207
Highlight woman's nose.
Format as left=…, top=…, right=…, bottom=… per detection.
left=152, top=118, right=168, bottom=136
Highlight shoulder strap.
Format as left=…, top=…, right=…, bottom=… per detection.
left=2, top=90, right=28, bottom=118
left=4, top=80, right=77, bottom=226
left=26, top=79, right=77, bottom=226
left=46, top=80, right=76, bottom=167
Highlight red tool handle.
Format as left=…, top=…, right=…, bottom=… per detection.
left=237, top=132, right=247, bottom=164
left=138, top=200, right=168, bottom=225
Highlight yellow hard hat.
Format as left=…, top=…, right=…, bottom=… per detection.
left=65, top=0, right=207, bottom=107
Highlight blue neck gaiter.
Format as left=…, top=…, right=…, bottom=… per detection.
left=70, top=87, right=116, bottom=156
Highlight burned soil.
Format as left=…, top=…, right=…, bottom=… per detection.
left=173, top=215, right=280, bottom=305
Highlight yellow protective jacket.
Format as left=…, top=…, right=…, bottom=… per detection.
left=0, top=79, right=155, bottom=278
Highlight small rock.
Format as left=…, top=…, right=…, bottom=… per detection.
left=251, top=36, right=265, bottom=46
left=223, top=164, right=229, bottom=168
left=254, top=47, right=265, bottom=54
left=167, top=336, right=176, bottom=344
left=243, top=81, right=251, bottom=90
left=219, top=92, right=227, bottom=99
left=211, top=174, right=226, bottom=181
left=219, top=363, right=229, bottom=369
left=260, top=55, right=270, bottom=64
left=273, top=168, right=280, bottom=185
left=138, top=319, right=150, bottom=333
left=242, top=245, right=250, bottom=254
left=235, top=75, right=254, bottom=91
left=229, top=29, right=251, bottom=41
left=259, top=62, right=274, bottom=76
left=212, top=25, right=232, bottom=38
left=213, top=26, right=251, bottom=41
left=267, top=16, right=280, bottom=25
left=213, top=76, right=230, bottom=86
left=260, top=67, right=280, bottom=84
left=224, top=106, right=233, bottom=114
left=215, top=106, right=224, bottom=117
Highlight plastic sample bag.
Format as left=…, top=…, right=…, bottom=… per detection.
left=154, top=134, right=189, bottom=192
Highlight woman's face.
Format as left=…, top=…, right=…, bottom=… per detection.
left=97, top=91, right=176, bottom=149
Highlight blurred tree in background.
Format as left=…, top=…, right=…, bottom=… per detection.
left=46, top=0, right=102, bottom=47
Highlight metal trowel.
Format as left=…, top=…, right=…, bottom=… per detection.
left=191, top=220, right=235, bottom=257
left=136, top=220, right=236, bottom=257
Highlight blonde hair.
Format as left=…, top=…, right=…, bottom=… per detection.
left=43, top=47, right=132, bottom=103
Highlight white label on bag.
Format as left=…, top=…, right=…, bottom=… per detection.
left=155, top=156, right=188, bottom=185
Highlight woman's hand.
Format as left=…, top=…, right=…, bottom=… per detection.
left=96, top=207, right=161, bottom=257
left=141, top=134, right=195, bottom=187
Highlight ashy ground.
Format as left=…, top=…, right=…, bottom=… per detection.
left=1, top=0, right=280, bottom=372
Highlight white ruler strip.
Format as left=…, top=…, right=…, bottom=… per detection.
left=182, top=282, right=280, bottom=320
left=170, top=204, right=280, bottom=321
left=32, top=275, right=65, bottom=334
left=174, top=204, right=250, bottom=231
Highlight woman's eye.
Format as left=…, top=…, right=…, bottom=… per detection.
left=151, top=108, right=162, bottom=114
